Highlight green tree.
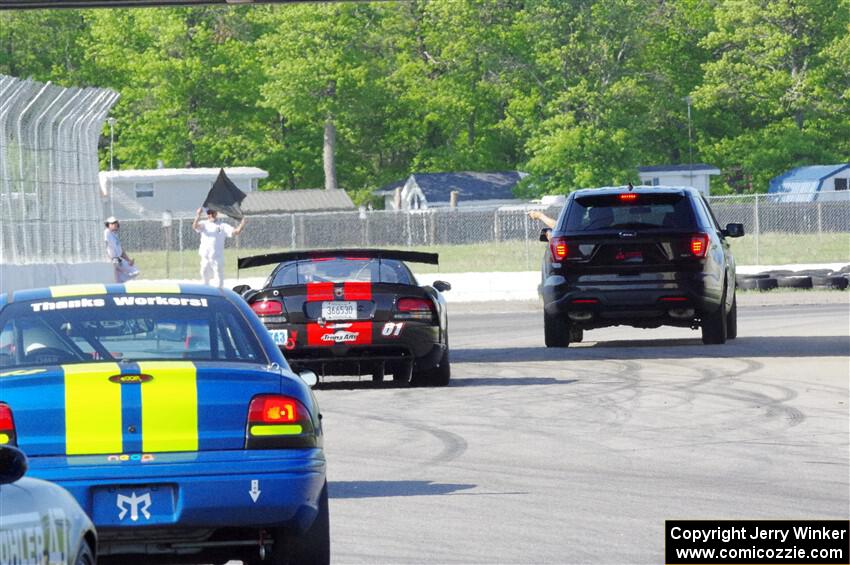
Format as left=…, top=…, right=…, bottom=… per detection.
left=256, top=3, right=397, bottom=191
left=81, top=7, right=272, bottom=172
left=0, top=9, right=90, bottom=83
left=519, top=0, right=678, bottom=193
left=692, top=0, right=848, bottom=191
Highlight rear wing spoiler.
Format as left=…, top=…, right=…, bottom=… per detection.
left=237, top=248, right=439, bottom=270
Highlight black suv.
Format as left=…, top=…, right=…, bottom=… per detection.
left=539, top=186, right=744, bottom=346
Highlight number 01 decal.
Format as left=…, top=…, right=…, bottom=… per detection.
left=381, top=322, right=404, bottom=337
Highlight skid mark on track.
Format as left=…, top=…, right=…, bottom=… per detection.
left=613, top=358, right=809, bottom=458
left=330, top=408, right=469, bottom=468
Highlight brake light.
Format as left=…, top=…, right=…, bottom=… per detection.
left=660, top=296, right=689, bottom=302
left=249, top=395, right=298, bottom=424
left=550, top=237, right=569, bottom=260
left=572, top=299, right=599, bottom=304
left=251, top=300, right=283, bottom=316
left=690, top=234, right=710, bottom=257
left=396, top=297, right=435, bottom=320
left=619, top=193, right=638, bottom=201
left=246, top=395, right=316, bottom=449
left=0, top=403, right=16, bottom=446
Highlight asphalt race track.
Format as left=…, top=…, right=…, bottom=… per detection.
left=245, top=300, right=849, bottom=564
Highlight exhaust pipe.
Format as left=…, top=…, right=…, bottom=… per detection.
left=668, top=308, right=695, bottom=319
left=568, top=311, right=593, bottom=322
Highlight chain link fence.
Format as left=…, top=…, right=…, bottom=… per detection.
left=2, top=74, right=844, bottom=288
left=0, top=75, right=119, bottom=266
left=115, top=193, right=849, bottom=280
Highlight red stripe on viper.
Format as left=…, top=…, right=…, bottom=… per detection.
left=307, top=322, right=373, bottom=347
left=343, top=282, right=372, bottom=301
left=306, top=282, right=334, bottom=302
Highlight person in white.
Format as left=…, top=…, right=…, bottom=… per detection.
left=193, top=207, right=246, bottom=287
left=103, top=216, right=140, bottom=283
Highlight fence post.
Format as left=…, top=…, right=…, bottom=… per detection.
left=524, top=206, right=530, bottom=271
left=817, top=202, right=823, bottom=234
left=164, top=223, right=172, bottom=279
left=754, top=194, right=760, bottom=265
left=178, top=218, right=185, bottom=279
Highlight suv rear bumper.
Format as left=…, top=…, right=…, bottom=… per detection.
left=542, top=272, right=723, bottom=326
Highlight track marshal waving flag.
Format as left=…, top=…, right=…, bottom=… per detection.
left=202, top=168, right=247, bottom=220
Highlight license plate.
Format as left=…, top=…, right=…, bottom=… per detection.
left=322, top=301, right=357, bottom=320
left=269, top=329, right=289, bottom=346
left=92, top=484, right=176, bottom=525
left=615, top=250, right=643, bottom=262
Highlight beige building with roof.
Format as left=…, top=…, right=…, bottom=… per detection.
left=99, top=167, right=268, bottom=219
left=242, top=189, right=355, bottom=215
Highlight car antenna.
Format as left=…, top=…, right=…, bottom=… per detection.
left=628, top=182, right=634, bottom=191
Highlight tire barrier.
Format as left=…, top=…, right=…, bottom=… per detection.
left=812, top=275, right=849, bottom=290
left=735, top=266, right=850, bottom=291
left=777, top=276, right=814, bottom=289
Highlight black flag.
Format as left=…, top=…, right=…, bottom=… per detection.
left=202, top=169, right=247, bottom=220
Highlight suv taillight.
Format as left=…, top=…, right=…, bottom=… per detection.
left=690, top=234, right=710, bottom=258
left=246, top=395, right=316, bottom=449
left=550, top=237, right=569, bottom=261
left=0, top=403, right=17, bottom=446
left=395, top=297, right=435, bottom=321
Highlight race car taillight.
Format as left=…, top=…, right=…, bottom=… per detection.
left=0, top=403, right=17, bottom=446
left=395, top=297, right=435, bottom=321
left=251, top=300, right=283, bottom=316
left=690, top=233, right=710, bottom=258
left=550, top=237, right=569, bottom=261
left=251, top=299, right=287, bottom=323
left=246, top=395, right=316, bottom=449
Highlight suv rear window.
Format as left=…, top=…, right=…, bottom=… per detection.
left=562, top=193, right=696, bottom=231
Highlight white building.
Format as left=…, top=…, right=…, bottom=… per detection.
left=99, top=167, right=268, bottom=219
left=637, top=164, right=721, bottom=197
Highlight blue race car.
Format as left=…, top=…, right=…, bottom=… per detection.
left=0, top=444, right=97, bottom=564
left=0, top=282, right=328, bottom=564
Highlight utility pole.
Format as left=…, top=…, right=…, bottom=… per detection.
left=685, top=96, right=693, bottom=171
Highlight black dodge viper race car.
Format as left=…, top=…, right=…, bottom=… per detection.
left=236, top=249, right=451, bottom=386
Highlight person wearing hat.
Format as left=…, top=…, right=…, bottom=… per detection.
left=193, top=207, right=246, bottom=288
left=104, top=216, right=139, bottom=283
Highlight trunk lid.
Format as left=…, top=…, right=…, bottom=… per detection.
left=3, top=360, right=283, bottom=457
left=557, top=230, right=700, bottom=272
left=258, top=282, right=433, bottom=324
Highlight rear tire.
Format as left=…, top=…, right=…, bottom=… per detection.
left=412, top=348, right=451, bottom=387
left=544, top=312, right=571, bottom=348
left=569, top=326, right=584, bottom=343
left=726, top=293, right=737, bottom=340
left=701, top=290, right=728, bottom=345
left=269, top=482, right=330, bottom=565
left=74, top=541, right=95, bottom=565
